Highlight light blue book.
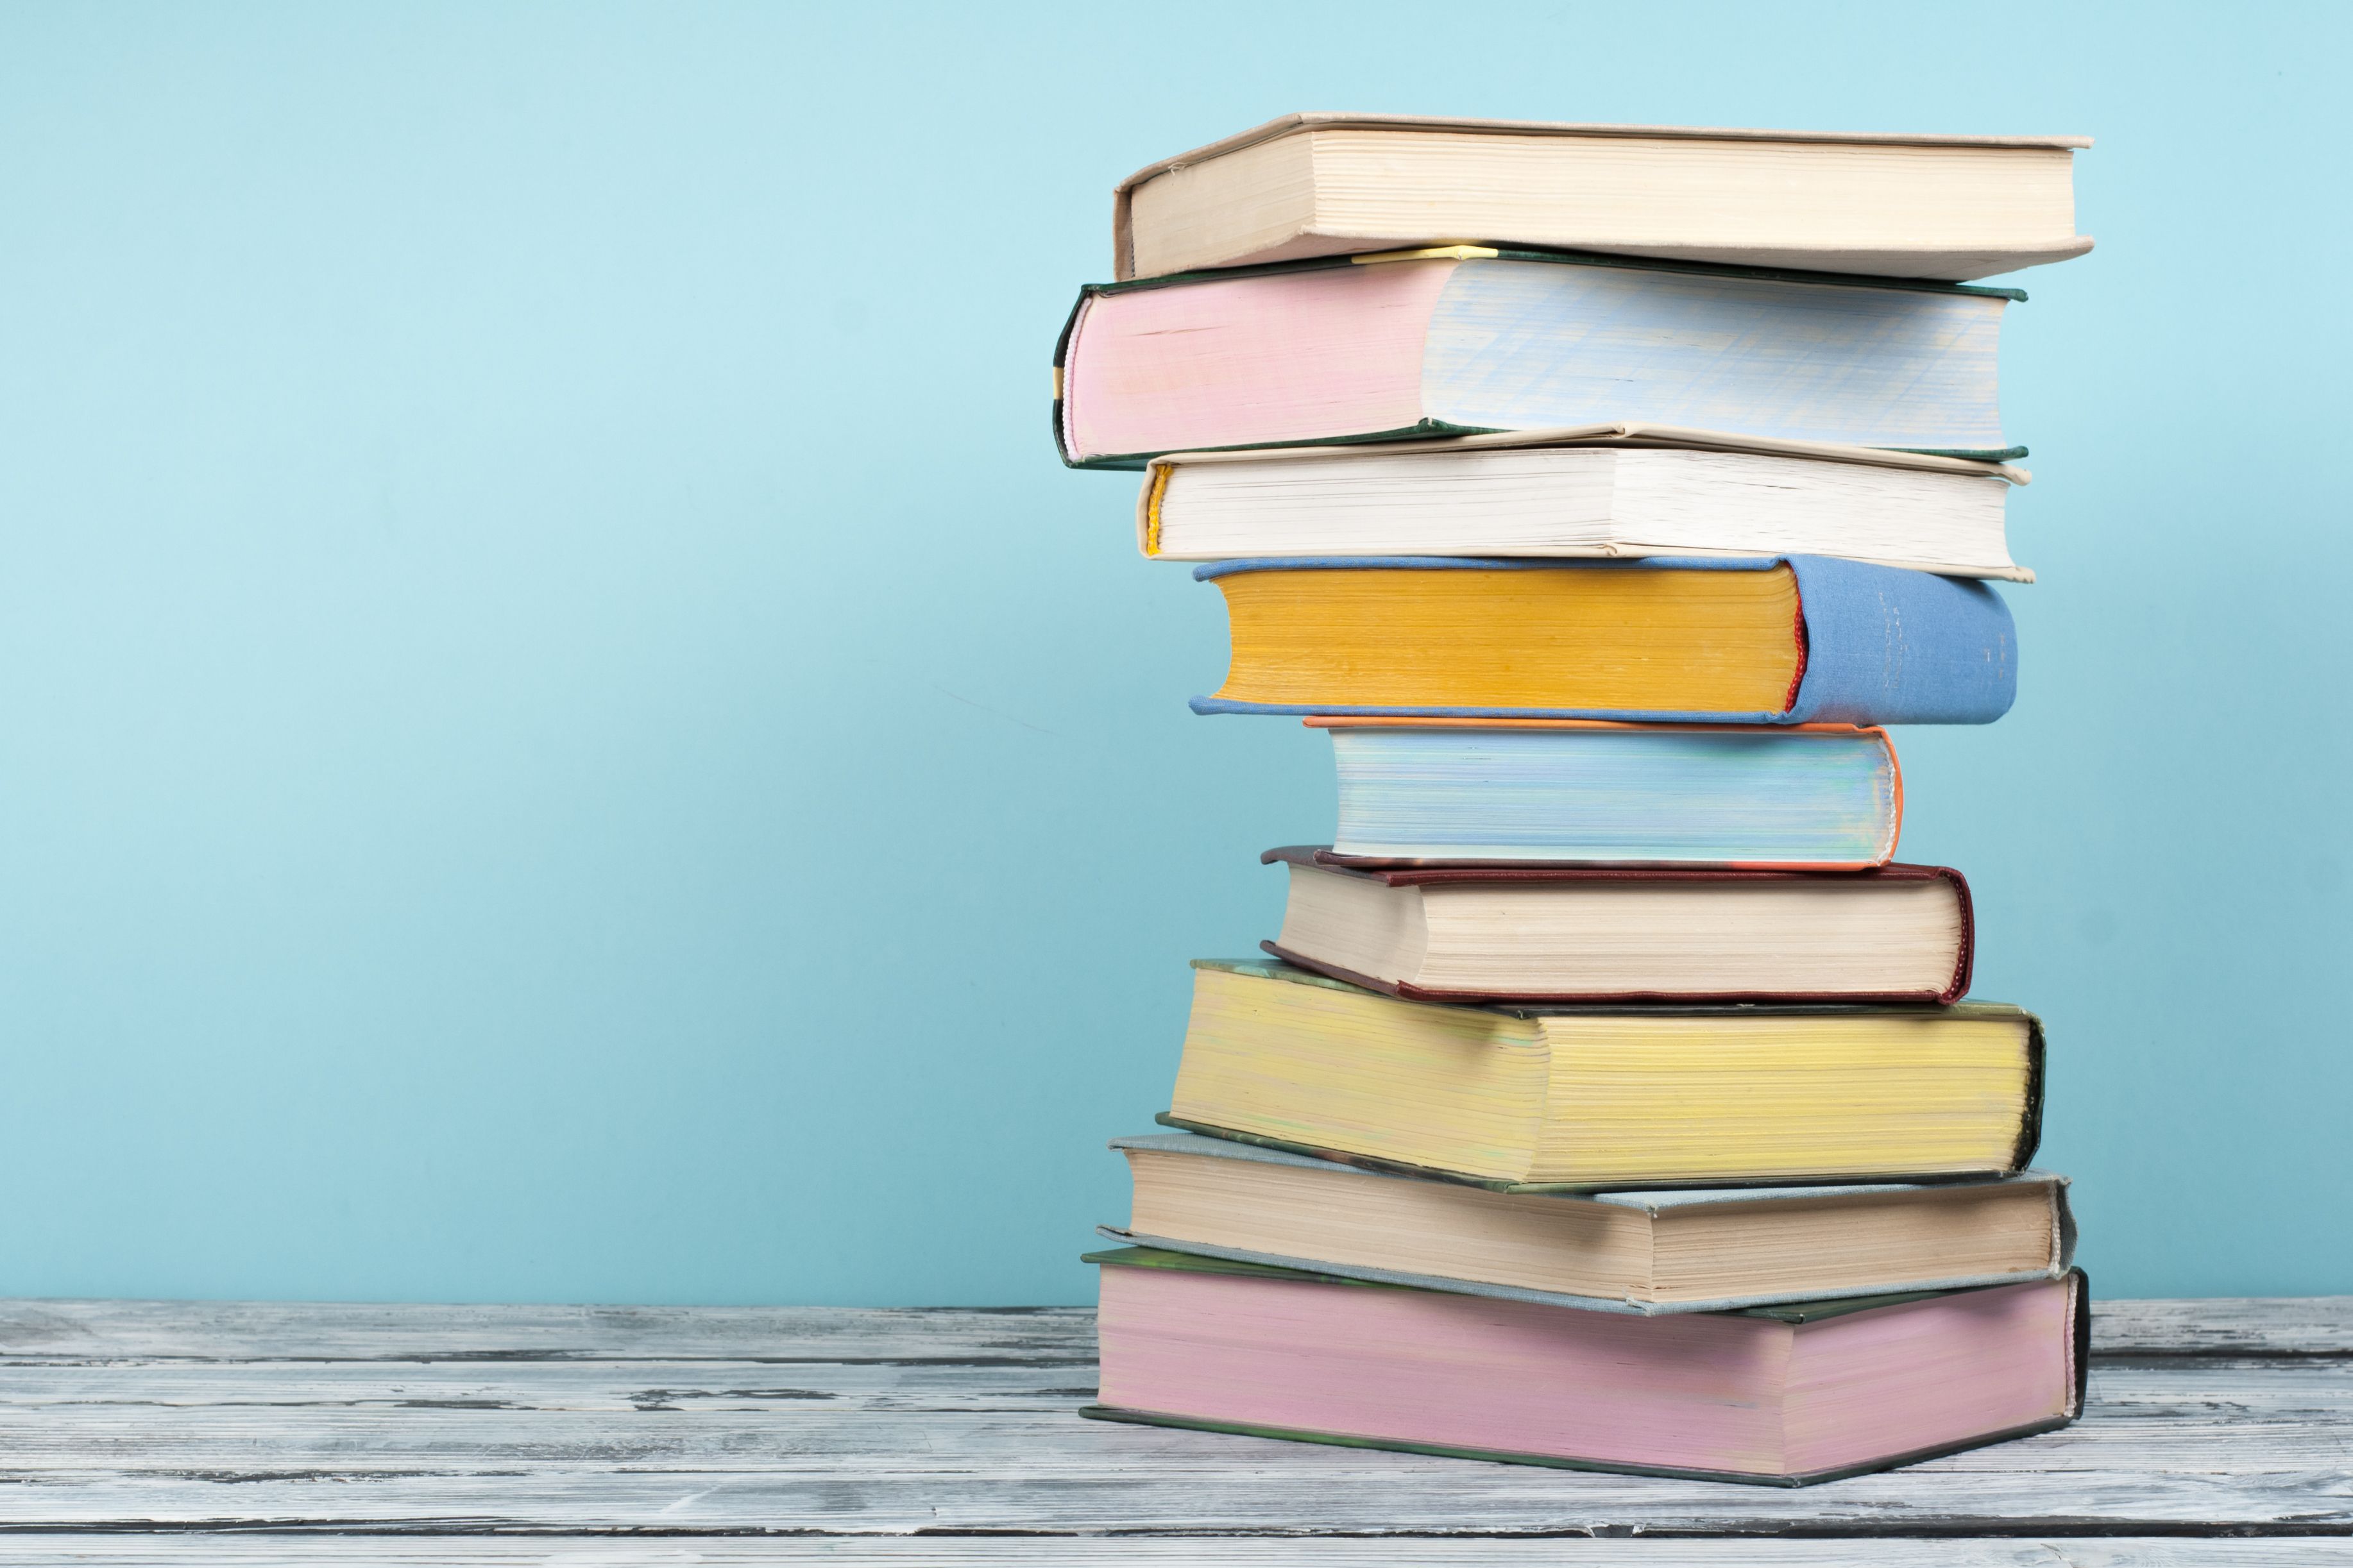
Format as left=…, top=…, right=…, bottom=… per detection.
left=1312, top=720, right=1903, bottom=868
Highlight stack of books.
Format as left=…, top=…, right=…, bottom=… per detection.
left=1055, top=113, right=2093, bottom=1487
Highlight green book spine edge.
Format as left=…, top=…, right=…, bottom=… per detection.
left=2070, top=1267, right=2093, bottom=1415
left=1076, top=1405, right=2077, bottom=1489
left=1897, top=444, right=2031, bottom=462
left=1058, top=419, right=1506, bottom=472
left=2015, top=1013, right=2050, bottom=1170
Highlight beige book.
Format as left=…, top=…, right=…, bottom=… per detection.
left=1108, top=1131, right=2073, bottom=1313
left=1116, top=113, right=2091, bottom=282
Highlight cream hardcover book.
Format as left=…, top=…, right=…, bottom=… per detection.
left=1139, top=425, right=2033, bottom=580
left=1116, top=113, right=2092, bottom=282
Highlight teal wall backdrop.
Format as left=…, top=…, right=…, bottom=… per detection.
left=1, top=3, right=2344, bottom=1304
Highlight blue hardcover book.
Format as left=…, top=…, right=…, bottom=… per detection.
left=1190, top=555, right=2016, bottom=726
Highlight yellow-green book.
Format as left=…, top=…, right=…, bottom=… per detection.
left=1164, top=959, right=2043, bottom=1192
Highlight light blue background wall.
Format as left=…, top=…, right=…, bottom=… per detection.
left=0, top=2, right=2343, bottom=1304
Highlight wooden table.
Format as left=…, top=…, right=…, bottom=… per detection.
left=0, top=1295, right=2345, bottom=1564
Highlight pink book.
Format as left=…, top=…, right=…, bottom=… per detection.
left=1053, top=254, right=2019, bottom=469
left=1087, top=1248, right=2085, bottom=1486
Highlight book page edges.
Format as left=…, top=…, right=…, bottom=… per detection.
left=1152, top=1104, right=2038, bottom=1195
left=1112, top=1128, right=2068, bottom=1211
left=1137, top=431, right=2032, bottom=574
left=1294, top=720, right=1902, bottom=857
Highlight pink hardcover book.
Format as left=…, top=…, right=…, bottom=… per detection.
left=1087, top=1247, right=2085, bottom=1485
left=1053, top=253, right=2023, bottom=470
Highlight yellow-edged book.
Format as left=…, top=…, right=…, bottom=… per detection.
left=1166, top=959, right=2043, bottom=1190
left=1209, top=560, right=1803, bottom=714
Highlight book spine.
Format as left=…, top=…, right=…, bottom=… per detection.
left=2011, top=1015, right=2049, bottom=1170
left=1933, top=865, right=1975, bottom=1005
left=1785, top=557, right=2019, bottom=725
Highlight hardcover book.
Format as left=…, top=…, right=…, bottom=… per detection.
left=1056, top=251, right=2022, bottom=469
left=1166, top=959, right=2044, bottom=1189
left=1088, top=1246, right=2087, bottom=1486
left=1113, top=114, right=2091, bottom=282
left=1191, top=555, right=2016, bottom=725
left=1261, top=847, right=1974, bottom=1004
left=1137, top=427, right=2030, bottom=581
left=1103, top=1131, right=2075, bottom=1315
left=1313, top=719, right=1903, bottom=868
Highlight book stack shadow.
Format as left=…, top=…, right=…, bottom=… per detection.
left=1055, top=114, right=2093, bottom=1487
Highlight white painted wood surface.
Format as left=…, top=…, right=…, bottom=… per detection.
left=0, top=1297, right=2344, bottom=1564
left=0, top=1543, right=2343, bottom=1565
left=0, top=1544, right=2344, bottom=1565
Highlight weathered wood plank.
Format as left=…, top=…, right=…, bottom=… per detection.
left=0, top=1358, right=1092, bottom=1412
left=0, top=1405, right=2347, bottom=1533
left=18, top=1401, right=2353, bottom=1476
left=0, top=1302, right=1096, bottom=1365
left=1, top=1297, right=2346, bottom=1363
left=0, top=1356, right=2345, bottom=1417
left=0, top=1357, right=2340, bottom=1419
left=2089, top=1298, right=2353, bottom=1357
left=0, top=1539, right=2342, bottom=1565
